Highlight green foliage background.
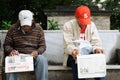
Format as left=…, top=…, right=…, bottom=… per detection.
left=72, top=0, right=120, bottom=30
left=48, top=19, right=59, bottom=30
left=0, top=0, right=120, bottom=30
left=0, top=0, right=72, bottom=30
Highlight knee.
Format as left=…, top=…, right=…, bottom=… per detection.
left=36, top=55, right=47, bottom=63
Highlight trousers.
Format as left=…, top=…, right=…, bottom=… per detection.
left=6, top=55, right=48, bottom=80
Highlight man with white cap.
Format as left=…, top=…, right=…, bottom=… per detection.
left=4, top=10, right=48, bottom=80
left=62, top=6, right=104, bottom=80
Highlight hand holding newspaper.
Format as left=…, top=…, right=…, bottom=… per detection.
left=77, top=54, right=106, bottom=79
left=73, top=39, right=106, bottom=78
left=5, top=54, right=34, bottom=73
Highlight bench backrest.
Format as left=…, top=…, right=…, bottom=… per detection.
left=43, top=30, right=120, bottom=65
left=0, top=30, right=120, bottom=65
left=99, top=30, right=119, bottom=64
left=43, top=30, right=64, bottom=65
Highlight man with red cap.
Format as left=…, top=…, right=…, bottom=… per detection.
left=62, top=6, right=104, bottom=80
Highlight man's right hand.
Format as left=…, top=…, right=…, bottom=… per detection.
left=72, top=49, right=79, bottom=60
left=10, top=50, right=19, bottom=56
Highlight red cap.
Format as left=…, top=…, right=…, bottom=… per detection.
left=75, top=6, right=91, bottom=25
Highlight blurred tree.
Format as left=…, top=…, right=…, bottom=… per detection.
left=0, top=0, right=13, bottom=22
left=72, top=0, right=120, bottom=31
left=101, top=0, right=120, bottom=30
left=0, top=0, right=119, bottom=30
left=71, top=0, right=101, bottom=6
left=0, top=0, right=73, bottom=30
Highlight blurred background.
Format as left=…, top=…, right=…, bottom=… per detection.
left=0, top=0, right=119, bottom=30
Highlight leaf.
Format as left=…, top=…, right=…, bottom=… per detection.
left=48, top=19, right=59, bottom=30
left=0, top=20, right=11, bottom=30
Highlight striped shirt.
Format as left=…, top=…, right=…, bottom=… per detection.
left=4, top=22, right=46, bottom=56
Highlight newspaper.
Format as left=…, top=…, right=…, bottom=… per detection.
left=77, top=54, right=106, bottom=79
left=5, top=54, right=34, bottom=73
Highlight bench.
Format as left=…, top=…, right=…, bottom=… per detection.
left=43, top=30, right=120, bottom=65
left=1, top=30, right=120, bottom=80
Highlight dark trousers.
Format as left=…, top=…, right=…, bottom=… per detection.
left=67, top=55, right=105, bottom=80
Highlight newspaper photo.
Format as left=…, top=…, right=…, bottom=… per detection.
left=5, top=54, right=34, bottom=73
left=77, top=54, right=106, bottom=79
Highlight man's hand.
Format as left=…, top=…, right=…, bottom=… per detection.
left=95, top=49, right=103, bottom=54
left=72, top=49, right=79, bottom=60
left=10, top=50, right=19, bottom=56
left=31, top=51, right=38, bottom=58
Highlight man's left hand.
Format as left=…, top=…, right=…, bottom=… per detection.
left=31, top=51, right=38, bottom=58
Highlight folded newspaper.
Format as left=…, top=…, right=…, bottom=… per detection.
left=5, top=54, right=34, bottom=73
left=77, top=54, right=106, bottom=79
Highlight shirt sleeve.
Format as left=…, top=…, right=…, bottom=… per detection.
left=3, top=25, right=15, bottom=56
left=90, top=22, right=103, bottom=52
left=62, top=22, right=78, bottom=55
left=37, top=25, right=46, bottom=54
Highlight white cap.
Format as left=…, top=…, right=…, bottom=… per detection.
left=18, top=10, right=33, bottom=26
